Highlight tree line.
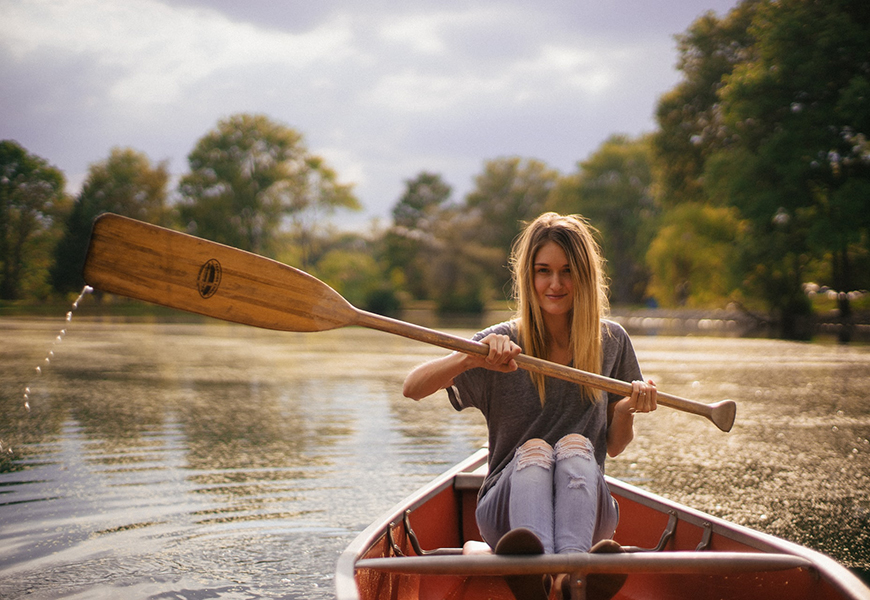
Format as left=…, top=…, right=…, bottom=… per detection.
left=1, top=0, right=868, bottom=340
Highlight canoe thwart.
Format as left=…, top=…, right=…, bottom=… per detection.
left=355, top=551, right=814, bottom=576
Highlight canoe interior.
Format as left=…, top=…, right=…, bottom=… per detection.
left=341, top=449, right=870, bottom=600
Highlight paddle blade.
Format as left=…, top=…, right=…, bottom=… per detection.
left=83, top=213, right=359, bottom=332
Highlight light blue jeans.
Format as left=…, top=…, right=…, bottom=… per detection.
left=475, top=434, right=619, bottom=554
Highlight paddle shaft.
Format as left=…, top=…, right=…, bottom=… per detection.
left=83, top=213, right=736, bottom=432
left=353, top=310, right=735, bottom=431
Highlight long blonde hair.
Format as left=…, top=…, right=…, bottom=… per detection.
left=510, top=212, right=610, bottom=403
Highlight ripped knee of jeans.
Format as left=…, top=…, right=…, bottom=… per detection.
left=515, top=438, right=554, bottom=472
left=554, top=433, right=594, bottom=462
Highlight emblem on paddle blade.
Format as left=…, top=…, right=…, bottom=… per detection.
left=197, top=259, right=222, bottom=298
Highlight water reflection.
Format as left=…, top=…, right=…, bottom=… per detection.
left=0, top=319, right=868, bottom=599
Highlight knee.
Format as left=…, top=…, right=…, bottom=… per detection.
left=516, top=438, right=554, bottom=471
left=554, top=435, right=597, bottom=491
left=554, top=433, right=594, bottom=462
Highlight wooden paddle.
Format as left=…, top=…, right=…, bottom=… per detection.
left=83, top=213, right=736, bottom=432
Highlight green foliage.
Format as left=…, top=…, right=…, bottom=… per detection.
left=550, top=135, right=656, bottom=304
left=652, top=0, right=870, bottom=336
left=178, top=113, right=359, bottom=259
left=314, top=249, right=381, bottom=309
left=710, top=0, right=870, bottom=334
left=0, top=140, right=69, bottom=301
left=384, top=172, right=453, bottom=301
left=52, top=147, right=169, bottom=294
left=464, top=157, right=560, bottom=295
left=652, top=1, right=759, bottom=206
left=428, top=207, right=502, bottom=313
left=466, top=157, right=559, bottom=248
left=646, top=204, right=744, bottom=307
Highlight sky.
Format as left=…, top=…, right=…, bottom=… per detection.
left=0, top=0, right=740, bottom=230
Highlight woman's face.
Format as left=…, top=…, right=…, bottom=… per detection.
left=533, top=241, right=574, bottom=317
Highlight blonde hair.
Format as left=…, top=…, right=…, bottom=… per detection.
left=510, top=212, right=609, bottom=403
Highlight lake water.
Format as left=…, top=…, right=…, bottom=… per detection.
left=1, top=317, right=869, bottom=599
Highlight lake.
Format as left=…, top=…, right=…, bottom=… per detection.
left=1, top=316, right=868, bottom=599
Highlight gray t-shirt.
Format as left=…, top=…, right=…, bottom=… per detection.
left=447, top=319, right=643, bottom=497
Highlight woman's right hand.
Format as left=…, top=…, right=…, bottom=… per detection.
left=403, top=333, right=521, bottom=400
left=475, top=333, right=521, bottom=373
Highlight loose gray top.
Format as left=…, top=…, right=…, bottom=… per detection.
left=447, top=319, right=643, bottom=497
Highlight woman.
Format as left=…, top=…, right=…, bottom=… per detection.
left=403, top=212, right=657, bottom=599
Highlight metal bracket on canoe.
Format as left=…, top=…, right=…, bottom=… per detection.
left=388, top=510, right=463, bottom=558
left=696, top=522, right=713, bottom=551
left=387, top=517, right=406, bottom=557
left=623, top=510, right=678, bottom=553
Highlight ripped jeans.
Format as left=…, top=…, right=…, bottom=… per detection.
left=475, top=434, right=618, bottom=554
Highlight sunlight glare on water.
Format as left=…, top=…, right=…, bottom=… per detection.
left=0, top=318, right=868, bottom=599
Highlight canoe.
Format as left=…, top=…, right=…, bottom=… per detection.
left=336, top=447, right=870, bottom=600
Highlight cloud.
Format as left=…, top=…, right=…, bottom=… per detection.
left=2, top=0, right=357, bottom=107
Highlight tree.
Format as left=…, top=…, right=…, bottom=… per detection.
left=709, top=0, right=870, bottom=338
left=315, top=248, right=382, bottom=309
left=384, top=172, right=453, bottom=301
left=464, top=157, right=560, bottom=294
left=549, top=135, right=656, bottom=304
left=427, top=205, right=502, bottom=313
left=0, top=140, right=68, bottom=300
left=178, top=114, right=359, bottom=260
left=646, top=203, right=744, bottom=307
left=652, top=2, right=760, bottom=206
left=52, top=148, right=169, bottom=294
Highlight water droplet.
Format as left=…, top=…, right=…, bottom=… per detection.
left=25, top=387, right=30, bottom=394
left=48, top=351, right=54, bottom=358
left=55, top=335, right=63, bottom=342
left=35, top=366, right=41, bottom=375
left=66, top=311, right=73, bottom=322
left=832, top=425, right=839, bottom=432
left=24, top=402, right=30, bottom=412
left=692, top=381, right=701, bottom=389
left=837, top=410, right=845, bottom=417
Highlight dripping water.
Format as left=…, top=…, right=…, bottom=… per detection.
left=22, top=285, right=93, bottom=411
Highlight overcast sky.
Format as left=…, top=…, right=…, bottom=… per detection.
left=1, top=0, right=739, bottom=229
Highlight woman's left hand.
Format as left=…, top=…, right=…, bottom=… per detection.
left=616, top=379, right=657, bottom=415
